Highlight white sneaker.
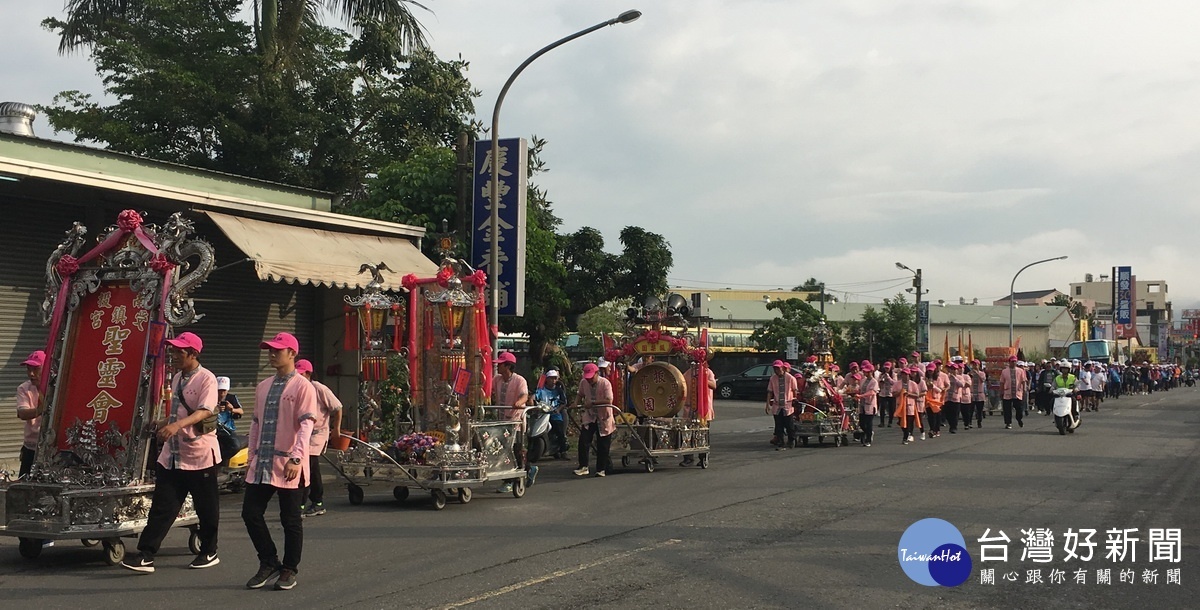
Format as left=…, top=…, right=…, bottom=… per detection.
left=906, top=435, right=914, bottom=442
left=920, top=432, right=926, bottom=440
left=573, top=466, right=590, bottom=476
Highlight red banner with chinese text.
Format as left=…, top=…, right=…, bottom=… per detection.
left=55, top=283, right=152, bottom=452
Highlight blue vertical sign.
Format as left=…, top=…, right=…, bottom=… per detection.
left=1115, top=266, right=1132, bottom=324
left=472, top=138, right=527, bottom=316
left=917, top=301, right=930, bottom=352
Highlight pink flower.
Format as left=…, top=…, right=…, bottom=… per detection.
left=466, top=270, right=487, bottom=287
left=55, top=255, right=79, bottom=277
left=435, top=266, right=455, bottom=287
left=401, top=274, right=419, bottom=290
left=117, top=209, right=143, bottom=232
left=149, top=253, right=176, bottom=273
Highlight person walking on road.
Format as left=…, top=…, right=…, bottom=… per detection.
left=766, top=360, right=798, bottom=450
left=296, top=359, right=341, bottom=518
left=15, top=350, right=45, bottom=479
left=1000, top=355, right=1028, bottom=429
left=493, top=351, right=536, bottom=491
left=856, top=361, right=879, bottom=447
left=574, top=363, right=615, bottom=476
left=120, top=332, right=222, bottom=573
left=242, top=332, right=317, bottom=591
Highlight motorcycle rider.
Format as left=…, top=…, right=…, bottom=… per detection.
left=1053, top=360, right=1079, bottom=435
left=1035, top=360, right=1057, bottom=415
left=535, top=369, right=569, bottom=460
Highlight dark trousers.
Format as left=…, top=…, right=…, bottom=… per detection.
left=944, top=403, right=958, bottom=431
left=772, top=413, right=795, bottom=445
left=549, top=418, right=568, bottom=455
left=973, top=401, right=985, bottom=425
left=301, top=455, right=323, bottom=506
left=878, top=397, right=895, bottom=426
left=859, top=412, right=874, bottom=444
left=242, top=483, right=304, bottom=572
left=577, top=423, right=612, bottom=473
left=19, top=446, right=35, bottom=478
left=960, top=403, right=974, bottom=427
left=138, top=464, right=220, bottom=558
left=928, top=409, right=942, bottom=433
left=1002, top=398, right=1024, bottom=425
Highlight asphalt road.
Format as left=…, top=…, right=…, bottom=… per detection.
left=1, top=389, right=1197, bottom=609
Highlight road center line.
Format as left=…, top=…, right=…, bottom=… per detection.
left=436, top=538, right=681, bottom=609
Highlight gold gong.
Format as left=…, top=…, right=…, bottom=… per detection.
left=629, top=362, right=687, bottom=418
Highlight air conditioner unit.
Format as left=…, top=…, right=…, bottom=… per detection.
left=690, top=292, right=709, bottom=318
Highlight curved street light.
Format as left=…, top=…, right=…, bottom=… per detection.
left=1008, top=255, right=1069, bottom=346
left=488, top=10, right=643, bottom=356
left=896, top=262, right=924, bottom=351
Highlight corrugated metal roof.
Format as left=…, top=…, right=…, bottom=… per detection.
left=708, top=298, right=1069, bottom=328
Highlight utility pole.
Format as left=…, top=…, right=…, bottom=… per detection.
left=820, top=282, right=826, bottom=317
left=914, top=269, right=923, bottom=351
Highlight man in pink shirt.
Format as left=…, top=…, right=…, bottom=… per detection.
left=121, top=332, right=222, bottom=574
left=766, top=360, right=798, bottom=450
left=855, top=361, right=879, bottom=447
left=242, top=332, right=317, bottom=591
left=999, top=355, right=1028, bottom=429
left=15, top=350, right=45, bottom=479
left=493, top=351, right=536, bottom=491
left=296, top=359, right=342, bottom=518
left=574, top=362, right=616, bottom=477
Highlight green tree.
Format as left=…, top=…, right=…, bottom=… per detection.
left=838, top=294, right=916, bottom=366
left=575, top=301, right=627, bottom=351
left=791, top=277, right=830, bottom=302
left=615, top=227, right=672, bottom=307
left=750, top=298, right=824, bottom=356
left=41, top=0, right=475, bottom=195
left=1050, top=293, right=1095, bottom=336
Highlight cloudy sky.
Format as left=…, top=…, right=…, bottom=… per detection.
left=6, top=0, right=1200, bottom=311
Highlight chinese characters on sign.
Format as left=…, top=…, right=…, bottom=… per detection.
left=472, top=138, right=528, bottom=317
left=55, top=284, right=152, bottom=451
left=976, top=527, right=1182, bottom=587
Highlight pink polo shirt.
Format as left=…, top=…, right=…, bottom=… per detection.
left=578, top=377, right=616, bottom=436
left=157, top=366, right=220, bottom=470
left=971, top=370, right=987, bottom=402
left=910, top=380, right=927, bottom=413
left=493, top=373, right=529, bottom=420
left=857, top=377, right=879, bottom=415
left=767, top=373, right=797, bottom=416
left=1000, top=367, right=1027, bottom=400
left=955, top=373, right=973, bottom=403
left=247, top=373, right=317, bottom=489
left=308, top=379, right=343, bottom=454
left=16, top=381, right=41, bottom=450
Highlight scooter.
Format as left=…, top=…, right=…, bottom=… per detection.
left=216, top=429, right=248, bottom=493
left=524, top=402, right=554, bottom=463
left=1052, top=388, right=1081, bottom=435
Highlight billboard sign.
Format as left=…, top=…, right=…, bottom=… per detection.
left=472, top=138, right=528, bottom=317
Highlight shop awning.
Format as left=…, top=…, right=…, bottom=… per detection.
left=207, top=212, right=437, bottom=291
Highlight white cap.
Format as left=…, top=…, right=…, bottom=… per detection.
left=216, top=376, right=231, bottom=390
left=545, top=369, right=560, bottom=378
left=597, top=357, right=610, bottom=368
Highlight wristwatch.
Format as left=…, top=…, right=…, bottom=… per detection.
left=288, top=457, right=302, bottom=465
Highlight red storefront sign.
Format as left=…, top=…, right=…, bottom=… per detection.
left=55, top=283, right=152, bottom=451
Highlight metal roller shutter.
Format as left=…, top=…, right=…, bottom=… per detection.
left=0, top=201, right=78, bottom=462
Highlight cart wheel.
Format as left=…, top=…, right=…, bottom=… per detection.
left=18, top=538, right=42, bottom=560
left=188, top=527, right=202, bottom=555
left=81, top=539, right=100, bottom=547
left=801, top=437, right=809, bottom=447
left=102, top=539, right=125, bottom=566
left=348, top=484, right=364, bottom=506
left=643, top=460, right=655, bottom=473
left=431, top=489, right=447, bottom=511
left=458, top=487, right=472, bottom=504
left=621, top=456, right=630, bottom=468
left=818, top=436, right=825, bottom=446
left=698, top=454, right=709, bottom=469
left=393, top=486, right=409, bottom=502
left=511, top=477, right=526, bottom=498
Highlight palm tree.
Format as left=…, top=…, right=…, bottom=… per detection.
left=57, top=0, right=428, bottom=72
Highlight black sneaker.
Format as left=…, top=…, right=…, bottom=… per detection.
left=247, top=564, right=280, bottom=589
left=119, top=553, right=155, bottom=574
left=189, top=551, right=219, bottom=569
left=304, top=503, right=326, bottom=518
left=274, top=568, right=298, bottom=590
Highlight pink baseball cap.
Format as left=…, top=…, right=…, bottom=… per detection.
left=772, top=359, right=786, bottom=368
left=295, top=359, right=314, bottom=374
left=926, top=362, right=937, bottom=371
left=1007, top=355, right=1018, bottom=362
left=806, top=355, right=818, bottom=363
left=861, top=361, right=875, bottom=372
left=848, top=362, right=860, bottom=370
left=911, top=351, right=921, bottom=358
left=831, top=364, right=841, bottom=372
left=166, top=332, right=203, bottom=353
left=260, top=332, right=299, bottom=352
left=22, top=350, right=46, bottom=368
left=582, top=362, right=599, bottom=379
left=497, top=351, right=517, bottom=365
left=882, top=361, right=893, bottom=369
left=898, top=357, right=908, bottom=366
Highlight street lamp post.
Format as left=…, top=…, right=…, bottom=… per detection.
left=488, top=10, right=642, bottom=357
left=1008, top=255, right=1069, bottom=346
left=896, top=262, right=924, bottom=351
